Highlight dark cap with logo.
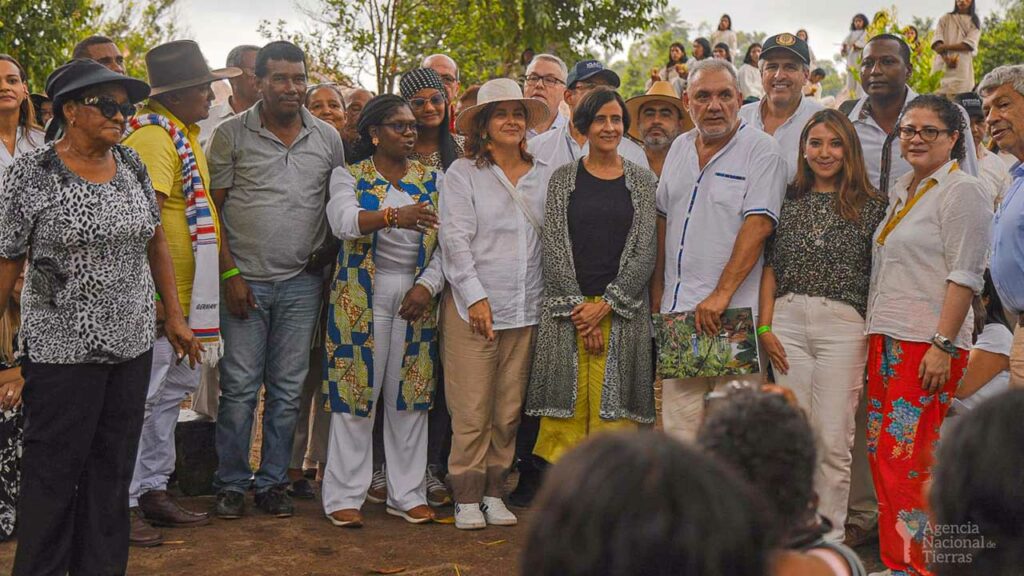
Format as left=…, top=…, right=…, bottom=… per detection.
left=954, top=92, right=984, bottom=120
left=761, top=33, right=811, bottom=65
left=566, top=60, right=621, bottom=89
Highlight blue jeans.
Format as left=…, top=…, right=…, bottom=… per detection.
left=214, top=271, right=323, bottom=494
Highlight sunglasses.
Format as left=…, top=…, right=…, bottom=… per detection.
left=409, top=94, right=446, bottom=109
left=80, top=96, right=135, bottom=120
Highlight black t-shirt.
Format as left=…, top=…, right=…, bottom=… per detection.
left=568, top=160, right=634, bottom=297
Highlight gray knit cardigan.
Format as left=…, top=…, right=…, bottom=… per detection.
left=525, top=157, right=658, bottom=424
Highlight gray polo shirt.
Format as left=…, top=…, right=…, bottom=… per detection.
left=208, top=102, right=345, bottom=282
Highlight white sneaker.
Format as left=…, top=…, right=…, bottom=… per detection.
left=454, top=503, right=486, bottom=530
left=366, top=467, right=387, bottom=504
left=481, top=496, right=517, bottom=526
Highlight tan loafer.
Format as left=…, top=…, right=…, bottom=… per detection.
left=386, top=504, right=436, bottom=524
left=326, top=508, right=363, bottom=528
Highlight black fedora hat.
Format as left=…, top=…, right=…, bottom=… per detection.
left=146, top=40, right=241, bottom=96
left=46, top=58, right=151, bottom=108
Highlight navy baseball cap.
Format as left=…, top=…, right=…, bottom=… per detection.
left=761, top=33, right=811, bottom=65
left=566, top=60, right=621, bottom=89
left=954, top=92, right=984, bottom=120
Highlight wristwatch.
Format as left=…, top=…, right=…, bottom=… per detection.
left=931, top=333, right=956, bottom=355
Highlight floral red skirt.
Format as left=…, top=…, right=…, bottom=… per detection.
left=866, top=334, right=967, bottom=575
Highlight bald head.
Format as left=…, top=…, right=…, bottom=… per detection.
left=422, top=54, right=459, bottom=101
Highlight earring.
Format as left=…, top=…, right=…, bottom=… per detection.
left=372, top=137, right=379, bottom=146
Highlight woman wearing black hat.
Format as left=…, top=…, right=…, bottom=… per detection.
left=0, top=58, right=200, bottom=576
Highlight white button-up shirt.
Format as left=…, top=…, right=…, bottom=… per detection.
left=526, top=111, right=568, bottom=140
left=198, top=101, right=242, bottom=151
left=0, top=126, right=44, bottom=170
left=739, top=96, right=825, bottom=181
left=866, top=161, right=993, bottom=349
left=656, top=123, right=787, bottom=315
left=439, top=157, right=552, bottom=329
left=848, top=87, right=979, bottom=198
left=528, top=121, right=650, bottom=172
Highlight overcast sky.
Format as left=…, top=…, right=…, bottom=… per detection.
left=182, top=0, right=1001, bottom=91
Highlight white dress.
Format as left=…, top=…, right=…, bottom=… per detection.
left=843, top=29, right=868, bottom=98
left=933, top=13, right=982, bottom=95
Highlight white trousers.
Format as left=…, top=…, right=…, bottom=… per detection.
left=662, top=373, right=761, bottom=443
left=772, top=294, right=867, bottom=542
left=322, top=271, right=428, bottom=513
left=129, top=336, right=203, bottom=506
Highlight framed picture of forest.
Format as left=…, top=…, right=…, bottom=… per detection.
left=653, top=308, right=760, bottom=379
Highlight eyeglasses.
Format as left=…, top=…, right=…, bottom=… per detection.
left=380, top=122, right=418, bottom=134
left=80, top=96, right=135, bottom=120
left=523, top=74, right=565, bottom=87
left=438, top=74, right=458, bottom=86
left=897, top=126, right=953, bottom=142
left=409, top=94, right=446, bottom=109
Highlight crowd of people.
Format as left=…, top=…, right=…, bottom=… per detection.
left=0, top=0, right=1022, bottom=574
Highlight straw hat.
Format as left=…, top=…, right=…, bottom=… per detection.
left=455, top=78, right=549, bottom=134
left=624, top=81, right=693, bottom=141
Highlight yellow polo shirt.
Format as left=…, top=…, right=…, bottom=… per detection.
left=124, top=100, right=221, bottom=312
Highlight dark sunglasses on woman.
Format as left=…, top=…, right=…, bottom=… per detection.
left=79, top=96, right=136, bottom=120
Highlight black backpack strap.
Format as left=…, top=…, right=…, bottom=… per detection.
left=838, top=97, right=861, bottom=117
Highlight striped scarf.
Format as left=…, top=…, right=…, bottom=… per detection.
left=125, top=113, right=223, bottom=366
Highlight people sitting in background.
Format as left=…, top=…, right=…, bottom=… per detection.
left=699, top=390, right=867, bottom=576
left=947, top=271, right=1014, bottom=415
left=710, top=14, right=738, bottom=57
left=804, top=68, right=826, bottom=102
left=930, top=390, right=1024, bottom=575
left=521, top=432, right=772, bottom=576
left=738, top=43, right=764, bottom=103
left=692, top=37, right=712, bottom=61
left=646, top=42, right=688, bottom=97
left=713, top=43, right=733, bottom=62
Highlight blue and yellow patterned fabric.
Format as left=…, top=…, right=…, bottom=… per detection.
left=323, top=158, right=441, bottom=416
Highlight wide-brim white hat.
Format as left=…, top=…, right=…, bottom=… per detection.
left=455, top=78, right=550, bottom=134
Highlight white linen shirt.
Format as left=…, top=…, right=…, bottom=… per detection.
left=528, top=121, right=650, bottom=172
left=0, top=126, right=44, bottom=170
left=198, top=101, right=240, bottom=150
left=866, top=161, right=993, bottom=349
left=848, top=87, right=979, bottom=198
left=439, top=157, right=552, bottom=329
left=656, top=123, right=787, bottom=315
left=739, top=96, right=825, bottom=181
left=326, top=165, right=445, bottom=294
left=977, top=146, right=1013, bottom=208
left=526, top=112, right=568, bottom=140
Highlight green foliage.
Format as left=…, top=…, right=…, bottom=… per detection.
left=609, top=7, right=689, bottom=99
left=976, top=0, right=1024, bottom=83
left=0, top=0, right=97, bottom=91
left=844, top=6, right=942, bottom=98
left=0, top=0, right=184, bottom=91
left=258, top=19, right=354, bottom=85
left=816, top=60, right=845, bottom=99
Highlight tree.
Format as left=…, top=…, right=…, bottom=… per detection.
left=0, top=0, right=97, bottom=91
left=609, top=7, right=689, bottom=98
left=95, top=0, right=184, bottom=79
left=258, top=19, right=355, bottom=85
left=842, top=6, right=943, bottom=99
left=976, top=0, right=1024, bottom=82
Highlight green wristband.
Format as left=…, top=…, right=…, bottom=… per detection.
left=756, top=325, right=772, bottom=336
left=154, top=292, right=161, bottom=302
left=220, top=267, right=241, bottom=282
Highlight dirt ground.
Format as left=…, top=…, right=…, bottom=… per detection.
left=0, top=490, right=884, bottom=575
left=0, top=494, right=528, bottom=576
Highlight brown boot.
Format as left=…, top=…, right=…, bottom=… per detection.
left=139, top=490, right=211, bottom=527
left=130, top=508, right=163, bottom=548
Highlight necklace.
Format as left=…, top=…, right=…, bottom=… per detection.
left=807, top=193, right=835, bottom=247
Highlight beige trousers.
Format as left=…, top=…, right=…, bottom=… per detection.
left=661, top=374, right=761, bottom=443
left=442, top=294, right=536, bottom=503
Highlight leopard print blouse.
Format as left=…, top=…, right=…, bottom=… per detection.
left=0, top=144, right=160, bottom=364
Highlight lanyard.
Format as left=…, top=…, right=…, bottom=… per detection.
left=876, top=161, right=958, bottom=245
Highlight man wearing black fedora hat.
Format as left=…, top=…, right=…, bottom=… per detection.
left=122, top=39, right=240, bottom=547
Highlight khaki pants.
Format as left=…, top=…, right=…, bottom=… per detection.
left=442, top=294, right=536, bottom=503
left=1011, top=322, right=1024, bottom=389
left=661, top=374, right=761, bottom=443
left=846, top=387, right=878, bottom=530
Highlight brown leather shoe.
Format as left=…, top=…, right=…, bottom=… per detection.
left=326, top=509, right=363, bottom=528
left=130, top=508, right=164, bottom=548
left=139, top=490, right=211, bottom=527
left=387, top=504, right=436, bottom=524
